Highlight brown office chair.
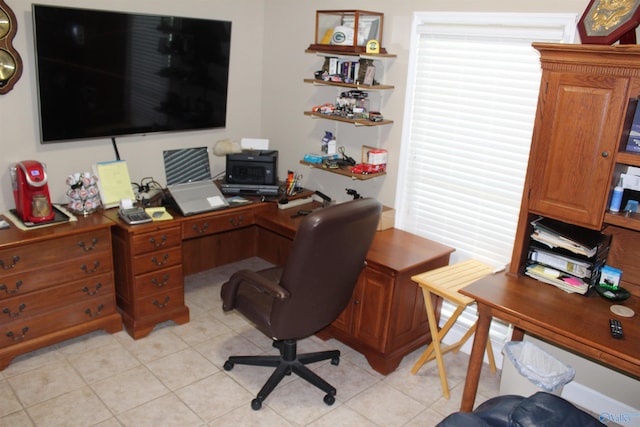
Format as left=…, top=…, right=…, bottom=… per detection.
left=221, top=198, right=382, bottom=410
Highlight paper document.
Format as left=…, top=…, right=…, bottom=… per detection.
left=93, top=161, right=136, bottom=208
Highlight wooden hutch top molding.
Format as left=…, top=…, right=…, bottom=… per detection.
left=533, top=43, right=640, bottom=76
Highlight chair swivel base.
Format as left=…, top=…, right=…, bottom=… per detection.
left=223, top=339, right=340, bottom=410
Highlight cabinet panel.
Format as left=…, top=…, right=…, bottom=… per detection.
left=352, top=266, right=393, bottom=352
left=528, top=72, right=628, bottom=228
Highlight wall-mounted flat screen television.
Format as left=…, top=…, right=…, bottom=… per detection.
left=33, top=4, right=231, bottom=144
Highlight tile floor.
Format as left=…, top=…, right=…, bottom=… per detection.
left=0, top=257, right=504, bottom=426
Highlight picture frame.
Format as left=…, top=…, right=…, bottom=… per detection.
left=578, top=0, right=640, bottom=44
left=363, top=65, right=375, bottom=86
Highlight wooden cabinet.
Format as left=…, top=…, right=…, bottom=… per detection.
left=106, top=211, right=189, bottom=339
left=510, top=43, right=640, bottom=296
left=526, top=67, right=627, bottom=229
left=0, top=214, right=121, bottom=369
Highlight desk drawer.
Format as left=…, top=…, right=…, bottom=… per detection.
left=0, top=294, right=116, bottom=349
left=0, top=229, right=111, bottom=274
left=132, top=226, right=181, bottom=256
left=136, top=287, right=185, bottom=318
left=133, top=247, right=182, bottom=275
left=0, top=251, right=114, bottom=300
left=134, top=265, right=183, bottom=297
left=0, top=273, right=113, bottom=319
left=182, top=209, right=254, bottom=239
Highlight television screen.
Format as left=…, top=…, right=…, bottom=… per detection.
left=33, top=5, right=231, bottom=143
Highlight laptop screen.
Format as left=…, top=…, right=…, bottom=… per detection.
left=163, top=147, right=212, bottom=185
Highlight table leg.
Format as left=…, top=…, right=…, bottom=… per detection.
left=460, top=303, right=491, bottom=412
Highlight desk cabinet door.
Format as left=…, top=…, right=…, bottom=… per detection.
left=352, top=266, right=393, bottom=352
left=527, top=71, right=627, bottom=229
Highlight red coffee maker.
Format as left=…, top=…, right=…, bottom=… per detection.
left=10, top=160, right=55, bottom=223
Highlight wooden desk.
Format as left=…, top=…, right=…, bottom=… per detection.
left=107, top=201, right=455, bottom=374
left=459, top=273, right=640, bottom=412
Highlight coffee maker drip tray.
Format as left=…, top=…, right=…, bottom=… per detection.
left=5, top=205, right=72, bottom=229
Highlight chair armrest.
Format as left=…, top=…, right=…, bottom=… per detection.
left=221, top=269, right=290, bottom=311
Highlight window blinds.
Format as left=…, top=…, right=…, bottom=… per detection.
left=396, top=13, right=576, bottom=343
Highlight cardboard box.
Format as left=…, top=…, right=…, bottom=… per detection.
left=377, top=206, right=395, bottom=230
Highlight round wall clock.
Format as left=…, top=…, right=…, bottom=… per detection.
left=578, top=0, right=640, bottom=44
left=0, top=0, right=22, bottom=94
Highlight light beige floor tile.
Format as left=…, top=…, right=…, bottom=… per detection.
left=175, top=371, right=254, bottom=422
left=0, top=410, right=34, bottom=426
left=67, top=339, right=140, bottom=383
left=210, top=404, right=293, bottom=427
left=170, top=313, right=234, bottom=346
left=193, top=331, right=264, bottom=369
left=262, top=377, right=342, bottom=425
left=91, top=365, right=169, bottom=414
left=403, top=407, right=450, bottom=427
left=114, top=327, right=189, bottom=363
left=313, top=358, right=380, bottom=402
left=8, top=360, right=85, bottom=407
left=1, top=345, right=65, bottom=378
left=117, top=393, right=204, bottom=427
left=307, top=405, right=378, bottom=427
left=0, top=379, right=22, bottom=417
left=146, top=348, right=219, bottom=390
left=26, top=386, right=112, bottom=427
left=92, top=418, right=123, bottom=427
left=346, top=382, right=426, bottom=427
left=55, top=329, right=122, bottom=356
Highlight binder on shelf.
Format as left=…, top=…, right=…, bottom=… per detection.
left=525, top=264, right=590, bottom=294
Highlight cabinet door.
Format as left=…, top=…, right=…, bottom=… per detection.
left=352, top=266, right=393, bottom=352
left=527, top=71, right=628, bottom=229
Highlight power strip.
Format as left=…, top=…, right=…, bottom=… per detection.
left=277, top=197, right=314, bottom=210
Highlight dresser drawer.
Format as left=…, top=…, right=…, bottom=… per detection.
left=134, top=265, right=183, bottom=297
left=0, top=294, right=116, bottom=349
left=182, top=209, right=254, bottom=239
left=0, top=251, right=114, bottom=300
left=0, top=273, right=114, bottom=320
left=136, top=287, right=185, bottom=318
left=133, top=247, right=182, bottom=275
left=132, top=226, right=181, bottom=256
left=0, top=229, right=111, bottom=274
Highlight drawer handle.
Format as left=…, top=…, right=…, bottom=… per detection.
left=80, top=261, right=100, bottom=274
left=2, top=304, right=26, bottom=318
left=153, top=296, right=170, bottom=309
left=0, top=280, right=22, bottom=294
left=229, top=215, right=244, bottom=227
left=151, top=274, right=170, bottom=288
left=151, top=254, right=169, bottom=266
left=6, top=327, right=29, bottom=341
left=192, top=222, right=209, bottom=234
left=0, top=255, right=20, bottom=270
left=85, top=304, right=105, bottom=318
left=82, top=283, right=103, bottom=296
left=78, top=238, right=98, bottom=252
left=149, top=235, right=168, bottom=248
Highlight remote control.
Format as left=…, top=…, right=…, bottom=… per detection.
left=609, top=319, right=624, bottom=339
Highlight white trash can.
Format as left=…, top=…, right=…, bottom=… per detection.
left=499, top=341, right=575, bottom=396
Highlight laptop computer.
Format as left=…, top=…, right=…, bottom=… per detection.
left=163, top=147, right=228, bottom=216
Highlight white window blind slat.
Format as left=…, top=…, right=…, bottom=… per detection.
left=397, top=13, right=577, bottom=343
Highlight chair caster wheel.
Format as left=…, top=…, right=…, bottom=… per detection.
left=223, top=361, right=234, bottom=371
left=251, top=399, right=262, bottom=410
left=324, top=394, right=335, bottom=406
left=331, top=356, right=340, bottom=366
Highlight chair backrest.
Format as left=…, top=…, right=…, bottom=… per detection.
left=270, top=198, right=382, bottom=339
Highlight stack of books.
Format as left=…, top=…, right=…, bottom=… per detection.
left=525, top=217, right=611, bottom=294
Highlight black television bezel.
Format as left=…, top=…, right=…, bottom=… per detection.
left=32, top=4, right=232, bottom=144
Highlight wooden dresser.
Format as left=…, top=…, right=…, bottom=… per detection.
left=0, top=214, right=121, bottom=369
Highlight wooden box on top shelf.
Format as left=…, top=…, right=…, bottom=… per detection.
left=309, top=10, right=385, bottom=54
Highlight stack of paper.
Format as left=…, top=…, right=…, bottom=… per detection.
left=526, top=217, right=611, bottom=294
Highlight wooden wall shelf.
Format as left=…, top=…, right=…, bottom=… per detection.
left=299, top=160, right=386, bottom=180
left=304, top=111, right=393, bottom=126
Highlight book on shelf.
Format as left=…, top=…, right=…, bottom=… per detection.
left=626, top=97, right=640, bottom=153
